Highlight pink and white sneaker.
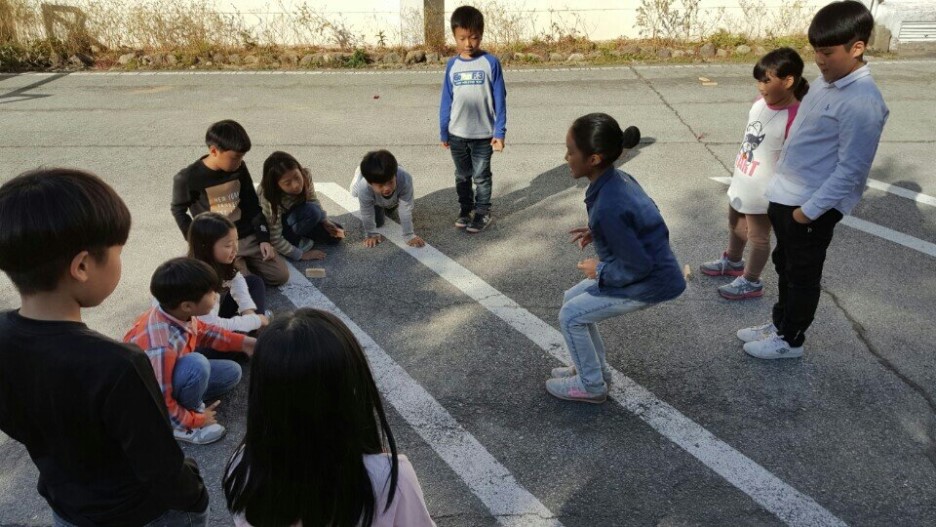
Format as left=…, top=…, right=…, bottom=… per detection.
left=545, top=375, right=607, bottom=404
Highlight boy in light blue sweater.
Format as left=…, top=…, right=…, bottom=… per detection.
left=439, top=5, right=507, bottom=234
left=738, top=0, right=888, bottom=360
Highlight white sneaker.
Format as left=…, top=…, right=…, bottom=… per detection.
left=736, top=322, right=777, bottom=343
left=173, top=423, right=226, bottom=445
left=743, top=335, right=803, bottom=359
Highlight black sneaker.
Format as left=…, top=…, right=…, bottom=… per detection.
left=455, top=211, right=472, bottom=228
left=466, top=212, right=492, bottom=233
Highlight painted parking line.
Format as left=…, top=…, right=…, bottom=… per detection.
left=279, top=264, right=563, bottom=527
left=315, top=182, right=848, bottom=527
left=709, top=176, right=936, bottom=258
left=864, top=179, right=936, bottom=208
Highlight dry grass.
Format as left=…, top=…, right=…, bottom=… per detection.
left=0, top=0, right=815, bottom=72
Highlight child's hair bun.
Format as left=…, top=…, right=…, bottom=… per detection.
left=622, top=126, right=641, bottom=149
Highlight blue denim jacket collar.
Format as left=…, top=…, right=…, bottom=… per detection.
left=584, top=166, right=618, bottom=207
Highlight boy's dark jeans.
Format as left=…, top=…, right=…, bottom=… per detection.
left=768, top=202, right=843, bottom=347
left=282, top=202, right=343, bottom=246
left=449, top=135, right=493, bottom=214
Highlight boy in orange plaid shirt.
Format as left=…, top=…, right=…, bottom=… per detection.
left=125, top=257, right=255, bottom=445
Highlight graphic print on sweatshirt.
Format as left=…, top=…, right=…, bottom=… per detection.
left=738, top=121, right=766, bottom=166
left=454, top=70, right=486, bottom=86
left=205, top=180, right=243, bottom=222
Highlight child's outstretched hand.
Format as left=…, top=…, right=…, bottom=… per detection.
left=242, top=336, right=256, bottom=356
left=259, top=242, right=276, bottom=261
left=491, top=138, right=504, bottom=152
left=441, top=141, right=450, bottom=149
left=203, top=401, right=221, bottom=426
left=364, top=235, right=384, bottom=248
left=406, top=235, right=426, bottom=248
left=257, top=314, right=270, bottom=327
left=577, top=258, right=599, bottom=279
left=569, top=227, right=593, bottom=250
left=301, top=249, right=326, bottom=261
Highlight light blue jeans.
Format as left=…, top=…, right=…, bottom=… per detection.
left=559, top=279, right=651, bottom=393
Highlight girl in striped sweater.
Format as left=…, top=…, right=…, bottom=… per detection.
left=257, top=151, right=343, bottom=262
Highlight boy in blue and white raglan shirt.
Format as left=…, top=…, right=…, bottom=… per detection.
left=440, top=5, right=507, bottom=234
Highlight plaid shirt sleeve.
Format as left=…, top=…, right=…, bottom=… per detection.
left=124, top=310, right=208, bottom=430
left=145, top=345, right=206, bottom=430
left=192, top=318, right=246, bottom=352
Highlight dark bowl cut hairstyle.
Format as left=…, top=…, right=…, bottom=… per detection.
left=451, top=5, right=484, bottom=33
left=150, top=257, right=221, bottom=310
left=187, top=212, right=238, bottom=282
left=569, top=113, right=641, bottom=167
left=359, top=150, right=399, bottom=185
left=753, top=47, right=810, bottom=101
left=261, top=150, right=306, bottom=218
left=223, top=308, right=400, bottom=527
left=808, top=0, right=874, bottom=49
left=205, top=119, right=252, bottom=153
left=0, top=168, right=131, bottom=295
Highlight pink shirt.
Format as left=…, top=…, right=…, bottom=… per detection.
left=232, top=454, right=436, bottom=527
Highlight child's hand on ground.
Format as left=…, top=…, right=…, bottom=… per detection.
left=257, top=314, right=270, bottom=327
left=323, top=220, right=345, bottom=239
left=577, top=258, right=599, bottom=279
left=569, top=227, right=593, bottom=249
left=441, top=141, right=450, bottom=149
left=407, top=235, right=426, bottom=248
left=203, top=401, right=221, bottom=426
left=301, top=249, right=326, bottom=260
left=491, top=138, right=504, bottom=151
left=364, top=235, right=384, bottom=248
left=242, top=336, right=256, bottom=356
left=259, top=242, right=276, bottom=261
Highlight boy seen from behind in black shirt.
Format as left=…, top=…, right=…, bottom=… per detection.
left=0, top=168, right=209, bottom=527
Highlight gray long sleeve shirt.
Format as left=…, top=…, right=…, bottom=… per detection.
left=350, top=166, right=416, bottom=240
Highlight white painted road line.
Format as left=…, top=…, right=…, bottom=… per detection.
left=279, top=264, right=563, bottom=527
left=708, top=176, right=936, bottom=258
left=316, top=182, right=848, bottom=527
left=865, top=179, right=936, bottom=208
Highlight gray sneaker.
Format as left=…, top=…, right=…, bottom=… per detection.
left=718, top=276, right=764, bottom=300
left=545, top=375, right=607, bottom=404
left=173, top=423, right=226, bottom=445
left=736, top=322, right=777, bottom=343
left=551, top=365, right=612, bottom=385
left=700, top=252, right=745, bottom=277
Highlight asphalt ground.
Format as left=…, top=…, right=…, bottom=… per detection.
left=1, top=60, right=935, bottom=526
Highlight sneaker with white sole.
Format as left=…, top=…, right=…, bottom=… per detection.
left=551, top=365, right=612, bottom=385
left=736, top=322, right=777, bottom=343
left=718, top=276, right=764, bottom=300
left=466, top=212, right=492, bottom=233
left=454, top=211, right=472, bottom=228
left=700, top=252, right=745, bottom=277
left=743, top=334, right=803, bottom=359
left=173, top=423, right=226, bottom=445
left=545, top=375, right=607, bottom=404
